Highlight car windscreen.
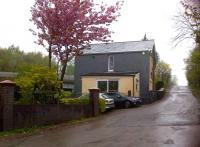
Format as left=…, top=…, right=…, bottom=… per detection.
left=119, top=93, right=127, bottom=97
left=107, top=92, right=126, bottom=97
left=101, top=94, right=111, bottom=99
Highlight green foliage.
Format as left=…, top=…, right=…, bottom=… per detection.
left=155, top=60, right=172, bottom=89
left=0, top=125, right=55, bottom=138
left=0, top=45, right=56, bottom=72
left=60, top=95, right=106, bottom=113
left=15, top=97, right=33, bottom=105
left=16, top=65, right=62, bottom=104
left=176, top=1, right=200, bottom=100
left=59, top=90, right=72, bottom=98
left=186, top=46, right=200, bottom=95
left=99, top=98, right=106, bottom=113
left=191, top=87, right=200, bottom=102
left=60, top=95, right=90, bottom=105
left=156, top=81, right=164, bottom=90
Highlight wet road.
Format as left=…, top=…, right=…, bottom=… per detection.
left=1, top=86, right=200, bottom=147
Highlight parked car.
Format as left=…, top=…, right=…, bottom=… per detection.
left=99, top=93, right=115, bottom=110
left=104, top=92, right=142, bottom=108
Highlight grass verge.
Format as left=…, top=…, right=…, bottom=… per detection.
left=0, top=117, right=97, bottom=139
left=0, top=124, right=55, bottom=138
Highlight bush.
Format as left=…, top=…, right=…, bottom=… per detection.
left=60, top=95, right=90, bottom=105
left=99, top=98, right=106, bottom=113
left=15, top=97, right=32, bottom=105
left=156, top=81, right=164, bottom=90
left=186, top=45, right=200, bottom=101
left=59, top=90, right=72, bottom=99
left=60, top=95, right=106, bottom=113
left=16, top=65, right=62, bottom=104
left=186, top=46, right=200, bottom=88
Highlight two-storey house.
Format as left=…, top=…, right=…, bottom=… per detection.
left=74, top=40, right=157, bottom=103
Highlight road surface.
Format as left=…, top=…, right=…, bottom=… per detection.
left=1, top=86, right=200, bottom=147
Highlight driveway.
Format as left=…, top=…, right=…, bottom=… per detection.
left=1, top=86, right=200, bottom=147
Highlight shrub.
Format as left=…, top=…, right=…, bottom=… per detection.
left=156, top=81, right=164, bottom=90
left=15, top=97, right=32, bottom=105
left=99, top=98, right=106, bottom=113
left=60, top=96, right=90, bottom=105
left=59, top=90, right=72, bottom=99
left=16, top=65, right=62, bottom=104
left=60, top=95, right=106, bottom=113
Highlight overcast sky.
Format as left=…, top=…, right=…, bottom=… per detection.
left=0, top=0, right=194, bottom=85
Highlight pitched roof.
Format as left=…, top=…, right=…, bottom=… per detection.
left=83, top=40, right=155, bottom=55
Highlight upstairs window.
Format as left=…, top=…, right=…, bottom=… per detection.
left=108, top=55, right=114, bottom=72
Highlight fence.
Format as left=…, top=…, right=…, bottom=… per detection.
left=14, top=87, right=60, bottom=104
left=0, top=80, right=100, bottom=131
left=143, top=89, right=165, bottom=104
left=13, top=104, right=92, bottom=129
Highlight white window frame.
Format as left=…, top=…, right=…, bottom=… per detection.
left=97, top=79, right=108, bottom=92
left=96, top=79, right=119, bottom=92
left=108, top=55, right=114, bottom=72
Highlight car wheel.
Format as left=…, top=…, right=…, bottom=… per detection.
left=124, top=101, right=131, bottom=108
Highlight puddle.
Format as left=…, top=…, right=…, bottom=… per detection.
left=164, top=139, right=174, bottom=144
left=156, top=114, right=199, bottom=126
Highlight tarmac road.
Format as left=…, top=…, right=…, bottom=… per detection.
left=1, top=86, right=200, bottom=147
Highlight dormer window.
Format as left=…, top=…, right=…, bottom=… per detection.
left=108, top=55, right=114, bottom=72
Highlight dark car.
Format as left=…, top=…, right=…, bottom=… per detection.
left=104, top=92, right=142, bottom=108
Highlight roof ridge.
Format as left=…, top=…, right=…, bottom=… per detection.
left=90, top=39, right=155, bottom=46
left=84, top=39, right=155, bottom=54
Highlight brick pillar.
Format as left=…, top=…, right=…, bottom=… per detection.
left=89, top=88, right=100, bottom=117
left=0, top=80, right=16, bottom=131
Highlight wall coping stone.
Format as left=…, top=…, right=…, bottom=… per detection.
left=0, top=80, right=16, bottom=85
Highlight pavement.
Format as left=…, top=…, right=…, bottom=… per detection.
left=1, top=86, right=200, bottom=147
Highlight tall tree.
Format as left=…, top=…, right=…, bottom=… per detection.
left=181, top=0, right=200, bottom=42
left=175, top=1, right=200, bottom=99
left=174, top=0, right=200, bottom=45
left=155, top=61, right=172, bottom=88
left=186, top=46, right=200, bottom=88
left=30, top=0, right=123, bottom=81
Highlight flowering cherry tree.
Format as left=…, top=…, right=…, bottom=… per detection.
left=30, top=0, right=123, bottom=81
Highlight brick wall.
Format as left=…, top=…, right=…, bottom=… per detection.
left=0, top=80, right=99, bottom=131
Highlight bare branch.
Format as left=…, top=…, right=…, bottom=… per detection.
left=172, top=9, right=196, bottom=46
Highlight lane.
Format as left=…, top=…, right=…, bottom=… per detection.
left=1, top=86, right=200, bottom=147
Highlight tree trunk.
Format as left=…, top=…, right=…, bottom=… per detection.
left=56, top=60, right=60, bottom=80
left=60, top=61, right=67, bottom=81
left=48, top=44, right=52, bottom=69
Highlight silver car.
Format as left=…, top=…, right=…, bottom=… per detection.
left=99, top=93, right=115, bottom=110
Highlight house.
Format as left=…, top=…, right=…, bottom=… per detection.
left=74, top=40, right=157, bottom=103
left=63, top=75, right=74, bottom=92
